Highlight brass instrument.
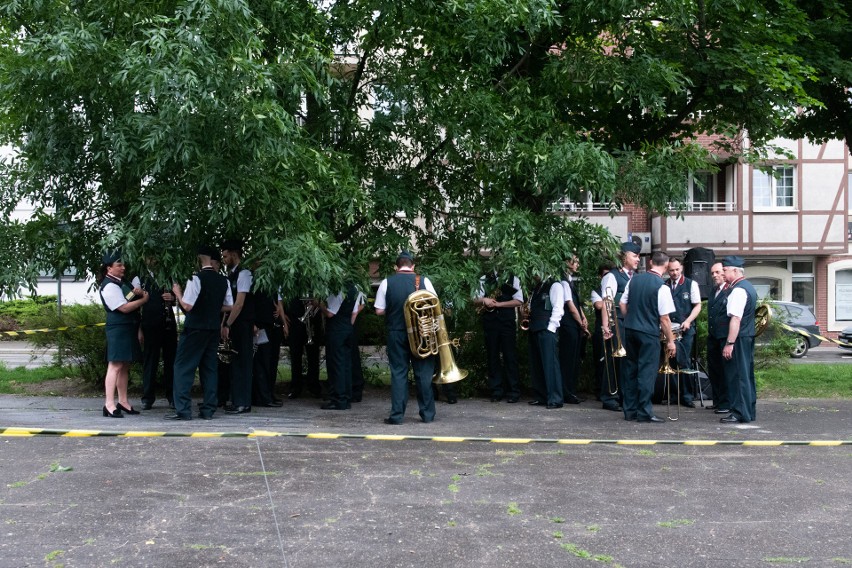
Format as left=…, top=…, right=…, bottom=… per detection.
left=218, top=338, right=238, bottom=364
left=604, top=291, right=626, bottom=358
left=476, top=286, right=501, bottom=315
left=404, top=290, right=468, bottom=384
left=299, top=300, right=320, bottom=345
left=519, top=297, right=532, bottom=331
left=755, top=304, right=771, bottom=337
left=658, top=324, right=679, bottom=421
left=163, top=291, right=176, bottom=332
left=601, top=291, right=625, bottom=396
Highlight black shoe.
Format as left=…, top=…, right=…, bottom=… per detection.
left=383, top=418, right=401, bottom=425
left=490, top=396, right=503, bottom=403
left=714, top=408, right=731, bottom=414
left=446, top=397, right=458, bottom=404
left=116, top=403, right=140, bottom=415
left=287, top=392, right=300, bottom=400
left=638, top=416, right=664, bottom=423
left=602, top=404, right=623, bottom=412
left=102, top=406, right=123, bottom=418
left=682, top=401, right=696, bottom=408
left=198, top=413, right=213, bottom=420
left=564, top=395, right=584, bottom=405
left=707, top=404, right=719, bottom=410
left=351, top=396, right=362, bottom=403
left=624, top=414, right=637, bottom=421
left=528, top=400, right=544, bottom=406
left=259, top=400, right=284, bottom=408
left=546, top=403, right=563, bottom=409
left=225, top=406, right=251, bottom=414
left=164, top=413, right=191, bottom=421
left=506, top=397, right=519, bottom=403
left=720, top=414, right=741, bottom=423
left=321, top=402, right=350, bottom=410
left=141, top=402, right=153, bottom=411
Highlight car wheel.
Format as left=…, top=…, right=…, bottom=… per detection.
left=790, top=336, right=809, bottom=358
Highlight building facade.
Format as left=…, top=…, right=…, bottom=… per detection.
left=554, top=136, right=851, bottom=337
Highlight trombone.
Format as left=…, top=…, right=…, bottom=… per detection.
left=659, top=323, right=680, bottom=421
left=601, top=290, right=625, bottom=396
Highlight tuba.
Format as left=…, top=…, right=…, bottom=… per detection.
left=754, top=304, right=771, bottom=337
left=404, top=290, right=468, bottom=384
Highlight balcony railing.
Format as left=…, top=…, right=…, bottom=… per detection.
left=548, top=199, right=623, bottom=213
left=682, top=201, right=736, bottom=212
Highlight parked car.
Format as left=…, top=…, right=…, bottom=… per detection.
left=836, top=326, right=852, bottom=350
left=761, top=301, right=822, bottom=358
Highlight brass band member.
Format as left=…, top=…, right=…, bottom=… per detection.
left=527, top=273, right=565, bottom=409
left=132, top=256, right=177, bottom=411
left=706, top=262, right=730, bottom=414
left=475, top=271, right=523, bottom=403
left=99, top=250, right=149, bottom=418
left=220, top=239, right=254, bottom=414
left=559, top=255, right=587, bottom=405
left=599, top=242, right=641, bottom=411
left=321, top=283, right=366, bottom=410
left=717, top=256, right=758, bottom=424
left=590, top=262, right=620, bottom=411
left=666, top=257, right=702, bottom=408
left=168, top=245, right=233, bottom=421
left=619, top=251, right=676, bottom=423
left=374, top=251, right=437, bottom=424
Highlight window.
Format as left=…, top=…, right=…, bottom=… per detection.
left=753, top=166, right=795, bottom=209
left=689, top=171, right=714, bottom=203
left=835, top=269, right=852, bottom=321
left=749, top=277, right=781, bottom=301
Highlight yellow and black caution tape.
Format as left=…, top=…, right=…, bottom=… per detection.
left=778, top=322, right=852, bottom=349
left=0, top=427, right=848, bottom=445
left=0, top=323, right=106, bottom=337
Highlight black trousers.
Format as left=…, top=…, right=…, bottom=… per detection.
left=140, top=323, right=177, bottom=406
left=251, top=328, right=276, bottom=406
left=529, top=329, right=562, bottom=406
left=622, top=329, right=659, bottom=421
left=707, top=335, right=728, bottom=409
left=594, top=328, right=621, bottom=406
left=484, top=321, right=520, bottom=399
left=558, top=324, right=583, bottom=398
left=289, top=322, right=321, bottom=396
left=172, top=328, right=219, bottom=418
left=228, top=320, right=254, bottom=407
left=723, top=336, right=756, bottom=422
left=325, top=328, right=353, bottom=406
left=351, top=342, right=364, bottom=400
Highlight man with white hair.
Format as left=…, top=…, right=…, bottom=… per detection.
left=717, top=256, right=758, bottom=423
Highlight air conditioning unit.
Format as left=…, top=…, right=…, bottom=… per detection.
left=628, top=232, right=652, bottom=254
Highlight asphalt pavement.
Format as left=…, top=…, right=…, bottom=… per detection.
left=1, top=389, right=850, bottom=567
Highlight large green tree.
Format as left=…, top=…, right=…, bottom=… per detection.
left=0, top=0, right=839, bottom=302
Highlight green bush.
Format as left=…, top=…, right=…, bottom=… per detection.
left=25, top=302, right=117, bottom=386
left=0, top=296, right=59, bottom=337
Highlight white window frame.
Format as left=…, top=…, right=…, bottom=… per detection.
left=753, top=165, right=796, bottom=211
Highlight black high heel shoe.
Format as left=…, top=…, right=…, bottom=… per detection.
left=116, top=403, right=140, bottom=415
left=103, top=406, right=124, bottom=418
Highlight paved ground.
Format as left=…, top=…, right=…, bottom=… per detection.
left=0, top=390, right=850, bottom=568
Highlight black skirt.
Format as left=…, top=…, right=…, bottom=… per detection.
left=105, top=323, right=141, bottom=363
